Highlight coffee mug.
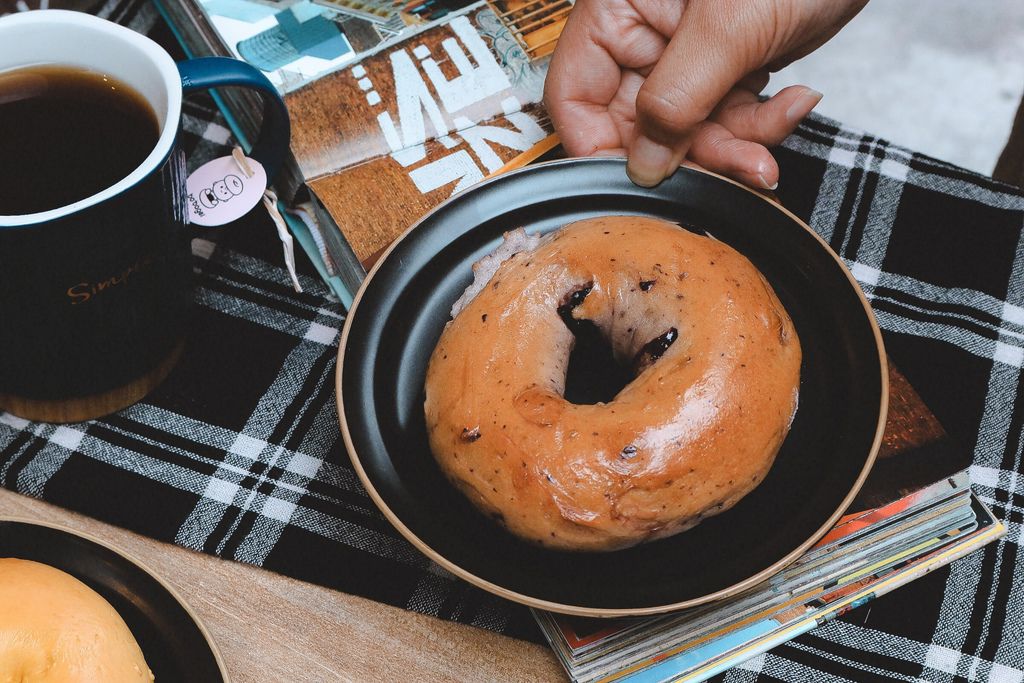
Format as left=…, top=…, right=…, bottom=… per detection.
left=0, top=10, right=290, bottom=423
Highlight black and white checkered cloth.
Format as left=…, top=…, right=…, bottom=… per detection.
left=3, top=1, right=1024, bottom=679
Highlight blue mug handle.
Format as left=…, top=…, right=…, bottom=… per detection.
left=177, top=57, right=290, bottom=181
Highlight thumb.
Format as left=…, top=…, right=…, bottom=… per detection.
left=628, top=2, right=758, bottom=187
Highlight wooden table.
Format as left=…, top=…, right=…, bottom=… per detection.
left=0, top=489, right=563, bottom=683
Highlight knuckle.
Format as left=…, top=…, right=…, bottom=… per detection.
left=714, top=136, right=749, bottom=157
left=635, top=85, right=697, bottom=138
left=752, top=103, right=777, bottom=134
left=691, top=123, right=720, bottom=149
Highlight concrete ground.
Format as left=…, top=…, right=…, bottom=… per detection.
left=769, top=0, right=1024, bottom=175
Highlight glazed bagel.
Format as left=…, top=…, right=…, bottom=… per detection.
left=424, top=216, right=801, bottom=552
left=0, top=558, right=154, bottom=682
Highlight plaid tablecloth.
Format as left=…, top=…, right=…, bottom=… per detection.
left=3, top=1, right=1024, bottom=680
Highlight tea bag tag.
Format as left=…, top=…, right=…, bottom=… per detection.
left=185, top=149, right=267, bottom=226
left=186, top=148, right=302, bottom=292
left=262, top=188, right=303, bottom=293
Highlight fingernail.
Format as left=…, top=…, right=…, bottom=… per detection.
left=786, top=88, right=823, bottom=122
left=627, top=137, right=674, bottom=187
left=757, top=160, right=778, bottom=190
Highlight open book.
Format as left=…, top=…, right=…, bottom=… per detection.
left=155, top=0, right=570, bottom=302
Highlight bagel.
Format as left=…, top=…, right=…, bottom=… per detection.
left=0, top=558, right=154, bottom=682
left=424, top=216, right=801, bottom=551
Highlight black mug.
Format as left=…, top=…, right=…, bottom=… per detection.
left=0, top=10, right=290, bottom=422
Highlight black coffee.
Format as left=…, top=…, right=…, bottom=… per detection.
left=0, top=65, right=160, bottom=215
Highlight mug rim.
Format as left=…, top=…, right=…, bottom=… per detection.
left=0, top=10, right=182, bottom=228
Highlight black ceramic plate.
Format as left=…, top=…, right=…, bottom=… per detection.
left=0, top=519, right=228, bottom=681
left=338, top=159, right=887, bottom=616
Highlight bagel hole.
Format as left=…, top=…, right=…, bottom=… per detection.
left=563, top=319, right=634, bottom=405
left=558, top=285, right=632, bottom=405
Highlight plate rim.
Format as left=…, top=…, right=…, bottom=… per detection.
left=0, top=515, right=231, bottom=681
left=337, top=159, right=889, bottom=617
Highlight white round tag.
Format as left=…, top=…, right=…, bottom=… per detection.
left=185, top=154, right=267, bottom=227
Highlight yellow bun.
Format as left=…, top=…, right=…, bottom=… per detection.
left=0, top=558, right=154, bottom=682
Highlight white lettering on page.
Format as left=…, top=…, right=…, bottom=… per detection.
left=377, top=111, right=426, bottom=168
left=368, top=12, right=547, bottom=197
left=454, top=112, right=547, bottom=173
left=419, top=16, right=511, bottom=113
left=386, top=48, right=449, bottom=157
left=409, top=150, right=485, bottom=195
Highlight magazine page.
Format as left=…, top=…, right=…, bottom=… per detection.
left=289, top=3, right=560, bottom=263
left=194, top=0, right=480, bottom=91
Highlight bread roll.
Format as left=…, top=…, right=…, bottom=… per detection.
left=0, top=558, right=154, bottom=682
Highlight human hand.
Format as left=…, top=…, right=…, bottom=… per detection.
left=543, top=0, right=867, bottom=188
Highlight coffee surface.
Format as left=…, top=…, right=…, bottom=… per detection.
left=0, top=65, right=159, bottom=216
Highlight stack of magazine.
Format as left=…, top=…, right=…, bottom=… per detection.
left=533, top=473, right=1002, bottom=683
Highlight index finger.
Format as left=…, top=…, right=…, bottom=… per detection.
left=543, top=4, right=629, bottom=156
